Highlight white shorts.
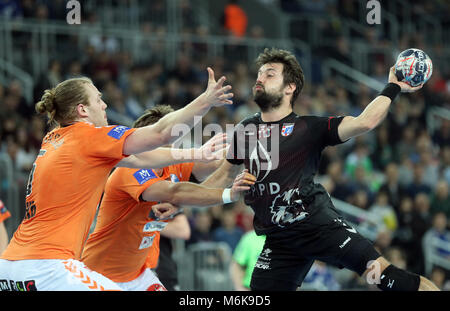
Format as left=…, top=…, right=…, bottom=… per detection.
left=0, top=259, right=122, bottom=291
left=116, top=268, right=166, bottom=291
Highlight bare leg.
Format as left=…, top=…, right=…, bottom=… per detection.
left=418, top=276, right=440, bottom=291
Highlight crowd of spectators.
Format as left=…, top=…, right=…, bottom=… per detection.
left=0, top=0, right=449, bottom=290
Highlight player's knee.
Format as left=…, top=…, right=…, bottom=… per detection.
left=376, top=264, right=420, bottom=291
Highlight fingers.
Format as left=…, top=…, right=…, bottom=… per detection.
left=207, top=67, right=215, bottom=83
left=215, top=76, right=227, bottom=88
left=234, top=169, right=257, bottom=187
left=152, top=203, right=178, bottom=220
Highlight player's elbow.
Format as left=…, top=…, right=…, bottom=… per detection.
left=166, top=183, right=184, bottom=206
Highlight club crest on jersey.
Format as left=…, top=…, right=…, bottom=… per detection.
left=281, top=124, right=294, bottom=136
left=133, top=169, right=157, bottom=185
left=107, top=125, right=130, bottom=140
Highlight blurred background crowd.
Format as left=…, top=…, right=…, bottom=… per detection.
left=0, top=0, right=449, bottom=290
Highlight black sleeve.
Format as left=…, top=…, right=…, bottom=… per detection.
left=310, top=116, right=346, bottom=148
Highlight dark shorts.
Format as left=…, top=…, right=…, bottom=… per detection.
left=250, top=208, right=381, bottom=291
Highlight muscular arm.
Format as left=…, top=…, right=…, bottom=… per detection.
left=122, top=68, right=232, bottom=155
left=337, top=95, right=391, bottom=142
left=118, top=147, right=201, bottom=169
left=201, top=160, right=244, bottom=188
left=142, top=180, right=228, bottom=209
left=191, top=159, right=225, bottom=182
left=337, top=66, right=422, bottom=142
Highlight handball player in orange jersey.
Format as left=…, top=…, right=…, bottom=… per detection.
left=81, top=105, right=256, bottom=291
left=0, top=68, right=233, bottom=291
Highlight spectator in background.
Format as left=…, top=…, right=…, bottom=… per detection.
left=0, top=0, right=22, bottom=19
left=230, top=229, right=266, bottom=290
left=372, top=124, right=395, bottom=170
left=383, top=247, right=408, bottom=270
left=186, top=209, right=214, bottom=246
left=423, top=212, right=450, bottom=259
left=405, top=164, right=432, bottom=198
left=441, top=146, right=450, bottom=185
left=302, top=261, right=341, bottom=291
left=369, top=191, right=398, bottom=232
left=326, top=160, right=355, bottom=202
left=0, top=199, right=11, bottom=254
left=344, top=141, right=373, bottom=182
left=212, top=207, right=244, bottom=252
left=392, top=197, right=415, bottom=265
left=429, top=267, right=448, bottom=291
left=430, top=180, right=450, bottom=218
left=222, top=0, right=248, bottom=37
left=379, top=162, right=406, bottom=213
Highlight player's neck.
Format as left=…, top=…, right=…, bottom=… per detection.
left=260, top=104, right=293, bottom=123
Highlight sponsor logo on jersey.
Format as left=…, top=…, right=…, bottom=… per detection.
left=138, top=235, right=155, bottom=250
left=249, top=141, right=272, bottom=182
left=143, top=221, right=168, bottom=232
left=269, top=188, right=309, bottom=228
left=107, top=125, right=130, bottom=139
left=281, top=123, right=294, bottom=136
left=0, top=279, right=37, bottom=291
left=133, top=169, right=157, bottom=185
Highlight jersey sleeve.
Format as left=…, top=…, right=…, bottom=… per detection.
left=78, top=124, right=137, bottom=166
left=111, top=168, right=165, bottom=203
left=309, top=116, right=346, bottom=148
left=0, top=200, right=11, bottom=223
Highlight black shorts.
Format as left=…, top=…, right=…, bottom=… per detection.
left=250, top=207, right=381, bottom=291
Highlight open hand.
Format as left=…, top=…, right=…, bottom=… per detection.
left=203, top=67, right=233, bottom=107
left=195, top=132, right=229, bottom=162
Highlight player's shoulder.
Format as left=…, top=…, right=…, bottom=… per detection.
left=239, top=112, right=261, bottom=126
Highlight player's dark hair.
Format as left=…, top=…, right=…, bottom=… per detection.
left=255, top=47, right=304, bottom=107
left=133, top=105, right=175, bottom=128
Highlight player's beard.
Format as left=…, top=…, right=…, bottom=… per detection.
left=253, top=89, right=283, bottom=112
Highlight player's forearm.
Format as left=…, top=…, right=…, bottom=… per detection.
left=357, top=95, right=392, bottom=131
left=201, top=162, right=243, bottom=188
left=123, top=94, right=210, bottom=155
left=150, top=93, right=211, bottom=144
left=230, top=261, right=249, bottom=291
left=338, top=95, right=391, bottom=141
left=160, top=216, right=191, bottom=240
left=118, top=148, right=203, bottom=169
left=168, top=182, right=227, bottom=209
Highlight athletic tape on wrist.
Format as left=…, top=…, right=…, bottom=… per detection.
left=222, top=188, right=232, bottom=204
left=379, top=83, right=401, bottom=102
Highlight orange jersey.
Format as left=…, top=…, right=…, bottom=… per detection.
left=0, top=200, right=11, bottom=223
left=81, top=162, right=193, bottom=283
left=1, top=122, right=135, bottom=261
